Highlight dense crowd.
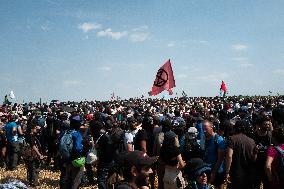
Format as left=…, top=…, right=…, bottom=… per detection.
left=1, top=95, right=284, bottom=189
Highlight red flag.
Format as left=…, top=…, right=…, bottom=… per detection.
left=149, top=59, right=176, bottom=96
left=220, top=81, right=227, bottom=92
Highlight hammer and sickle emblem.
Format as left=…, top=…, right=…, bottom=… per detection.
left=154, top=69, right=168, bottom=87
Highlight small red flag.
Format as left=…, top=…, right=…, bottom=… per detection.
left=149, top=59, right=176, bottom=96
left=220, top=81, right=227, bottom=93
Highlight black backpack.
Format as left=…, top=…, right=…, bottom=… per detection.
left=274, top=146, right=284, bottom=187
left=183, top=132, right=203, bottom=161
left=110, top=127, right=126, bottom=154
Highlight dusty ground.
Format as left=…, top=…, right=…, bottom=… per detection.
left=0, top=164, right=242, bottom=189
left=0, top=164, right=98, bottom=189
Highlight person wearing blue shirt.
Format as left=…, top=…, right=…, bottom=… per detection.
left=203, top=120, right=226, bottom=189
left=4, top=115, right=20, bottom=170
left=61, top=115, right=84, bottom=189
left=195, top=120, right=205, bottom=151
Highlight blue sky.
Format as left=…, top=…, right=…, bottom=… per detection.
left=1, top=0, right=284, bottom=102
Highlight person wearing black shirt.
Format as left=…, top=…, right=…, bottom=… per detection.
left=253, top=115, right=272, bottom=189
left=25, top=124, right=44, bottom=187
left=96, top=121, right=115, bottom=189
left=225, top=120, right=257, bottom=189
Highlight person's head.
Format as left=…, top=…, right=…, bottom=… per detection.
left=187, top=127, right=198, bottom=139
left=119, top=151, right=157, bottom=187
left=272, top=127, right=284, bottom=145
left=30, top=124, right=41, bottom=134
left=161, top=118, right=171, bottom=133
left=202, top=120, right=214, bottom=139
left=94, top=121, right=105, bottom=134
left=163, top=131, right=179, bottom=147
left=70, top=115, right=83, bottom=130
left=234, top=120, right=250, bottom=134
left=60, top=112, right=69, bottom=121
left=35, top=110, right=41, bottom=118
left=1, top=115, right=8, bottom=124
left=184, top=158, right=211, bottom=185
left=174, top=109, right=181, bottom=117
left=142, top=116, right=153, bottom=130
left=272, top=108, right=284, bottom=128
left=258, top=115, right=272, bottom=132
left=153, top=115, right=160, bottom=126
left=127, top=117, right=137, bottom=130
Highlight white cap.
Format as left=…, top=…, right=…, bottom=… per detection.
left=86, top=152, right=98, bottom=164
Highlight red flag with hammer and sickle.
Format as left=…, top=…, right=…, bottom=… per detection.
left=149, top=59, right=176, bottom=96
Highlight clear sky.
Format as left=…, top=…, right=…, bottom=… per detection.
left=1, top=0, right=284, bottom=103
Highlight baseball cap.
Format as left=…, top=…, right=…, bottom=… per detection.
left=120, top=151, right=157, bottom=168
left=188, top=127, right=198, bottom=134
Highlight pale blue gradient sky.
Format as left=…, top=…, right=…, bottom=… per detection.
left=1, top=0, right=284, bottom=102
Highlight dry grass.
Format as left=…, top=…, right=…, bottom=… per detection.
left=0, top=164, right=98, bottom=189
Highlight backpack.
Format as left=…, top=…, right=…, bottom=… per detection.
left=110, top=127, right=126, bottom=154
left=21, top=141, right=33, bottom=159
left=183, top=132, right=203, bottom=161
left=155, top=132, right=164, bottom=156
left=274, top=146, right=284, bottom=187
left=59, top=130, right=75, bottom=159
left=21, top=136, right=41, bottom=159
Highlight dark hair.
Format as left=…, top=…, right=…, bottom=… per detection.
left=272, top=128, right=284, bottom=144
left=272, top=108, right=284, bottom=127
left=174, top=109, right=181, bottom=117
left=121, top=165, right=134, bottom=180
left=254, top=114, right=270, bottom=127
left=234, top=120, right=249, bottom=134
left=142, top=116, right=153, bottom=130
left=153, top=116, right=160, bottom=125
left=161, top=119, right=171, bottom=132
left=162, top=131, right=177, bottom=148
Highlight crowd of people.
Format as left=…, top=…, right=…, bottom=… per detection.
left=0, top=95, right=284, bottom=189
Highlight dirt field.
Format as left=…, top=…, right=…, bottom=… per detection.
left=0, top=164, right=98, bottom=189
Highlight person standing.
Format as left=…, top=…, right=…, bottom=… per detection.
left=4, top=115, right=20, bottom=170
left=225, top=120, right=257, bottom=189
left=124, top=117, right=140, bottom=152
left=0, top=115, right=8, bottom=168
left=253, top=115, right=273, bottom=189
left=96, top=121, right=115, bottom=189
left=25, top=124, right=44, bottom=187
left=265, top=127, right=284, bottom=189
left=160, top=131, right=186, bottom=189
left=202, top=120, right=226, bottom=189
left=60, top=115, right=84, bottom=189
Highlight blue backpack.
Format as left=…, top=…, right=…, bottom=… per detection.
left=59, top=130, right=75, bottom=159
left=274, top=146, right=284, bottom=187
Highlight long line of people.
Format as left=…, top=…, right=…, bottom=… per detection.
left=0, top=96, right=284, bottom=189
